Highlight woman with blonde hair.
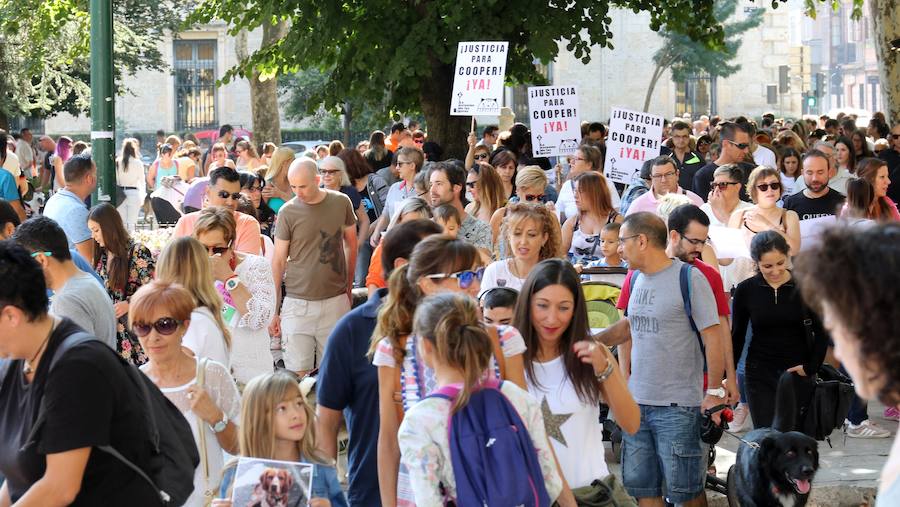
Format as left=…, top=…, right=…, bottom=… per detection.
left=130, top=280, right=241, bottom=506
left=262, top=146, right=295, bottom=213
left=483, top=202, right=562, bottom=292
left=235, top=140, right=262, bottom=171
left=489, top=166, right=556, bottom=250
left=464, top=162, right=506, bottom=223
left=193, top=207, right=276, bottom=386
left=561, top=171, right=622, bottom=262
left=210, top=371, right=347, bottom=507
left=156, top=236, right=232, bottom=368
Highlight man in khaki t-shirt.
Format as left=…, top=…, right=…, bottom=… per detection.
left=270, top=157, right=357, bottom=375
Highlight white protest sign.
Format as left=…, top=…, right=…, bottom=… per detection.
left=527, top=86, right=580, bottom=157
left=708, top=226, right=751, bottom=259
left=450, top=41, right=508, bottom=116
left=604, top=107, right=664, bottom=184
left=799, top=215, right=837, bottom=251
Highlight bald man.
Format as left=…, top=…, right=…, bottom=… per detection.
left=269, top=157, right=358, bottom=377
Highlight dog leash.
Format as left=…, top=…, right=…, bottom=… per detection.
left=720, top=428, right=760, bottom=449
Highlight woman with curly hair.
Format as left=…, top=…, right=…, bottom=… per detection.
left=481, top=202, right=562, bottom=293
left=795, top=223, right=900, bottom=503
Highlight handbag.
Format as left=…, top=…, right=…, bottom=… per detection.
left=115, top=185, right=128, bottom=206
left=799, top=309, right=855, bottom=443
left=553, top=475, right=637, bottom=507
left=195, top=358, right=215, bottom=506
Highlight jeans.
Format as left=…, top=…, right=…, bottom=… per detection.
left=355, top=240, right=373, bottom=287
left=840, top=365, right=868, bottom=425
left=622, top=404, right=704, bottom=503
left=116, top=188, right=141, bottom=230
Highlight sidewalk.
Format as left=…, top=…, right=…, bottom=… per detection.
left=608, top=400, right=896, bottom=506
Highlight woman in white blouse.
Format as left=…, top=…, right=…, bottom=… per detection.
left=192, top=206, right=276, bottom=386
left=481, top=202, right=562, bottom=293
left=115, top=138, right=145, bottom=231
left=156, top=236, right=232, bottom=369
left=130, top=279, right=241, bottom=507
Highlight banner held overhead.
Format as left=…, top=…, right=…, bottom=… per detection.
left=450, top=41, right=509, bottom=116
left=528, top=85, right=580, bottom=158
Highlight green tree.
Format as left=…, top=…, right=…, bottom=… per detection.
left=643, top=0, right=764, bottom=113
left=0, top=0, right=191, bottom=129
left=189, top=0, right=727, bottom=159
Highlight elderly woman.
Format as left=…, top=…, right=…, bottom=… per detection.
left=131, top=279, right=241, bottom=506
left=192, top=206, right=276, bottom=386
left=482, top=202, right=562, bottom=292
left=320, top=155, right=370, bottom=252
left=795, top=224, right=900, bottom=505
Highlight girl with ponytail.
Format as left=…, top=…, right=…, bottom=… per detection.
left=397, top=293, right=564, bottom=505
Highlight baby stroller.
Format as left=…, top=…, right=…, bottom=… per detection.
left=580, top=267, right=627, bottom=462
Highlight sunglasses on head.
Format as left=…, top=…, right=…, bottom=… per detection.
left=133, top=317, right=182, bottom=337
left=424, top=267, right=486, bottom=289
left=523, top=194, right=545, bottom=202
left=756, top=182, right=781, bottom=192
left=217, top=190, right=242, bottom=200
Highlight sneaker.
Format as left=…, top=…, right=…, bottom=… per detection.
left=846, top=419, right=892, bottom=438
left=884, top=407, right=900, bottom=421
left=729, top=403, right=752, bottom=433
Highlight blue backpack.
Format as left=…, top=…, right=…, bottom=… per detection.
left=429, top=379, right=552, bottom=507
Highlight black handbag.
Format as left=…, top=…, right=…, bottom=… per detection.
left=115, top=185, right=128, bottom=205
left=799, top=309, right=855, bottom=443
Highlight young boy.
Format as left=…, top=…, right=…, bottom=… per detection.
left=432, top=203, right=461, bottom=239
left=586, top=222, right=627, bottom=269
left=479, top=287, right=519, bottom=327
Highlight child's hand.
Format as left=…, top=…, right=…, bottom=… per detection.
left=573, top=263, right=584, bottom=274
left=309, top=499, right=331, bottom=507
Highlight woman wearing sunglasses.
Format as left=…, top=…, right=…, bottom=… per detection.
left=130, top=280, right=242, bottom=506
left=489, top=166, right=558, bottom=252
left=369, top=235, right=527, bottom=507
left=464, top=130, right=492, bottom=172
left=239, top=171, right=276, bottom=238
left=483, top=202, right=562, bottom=293
left=464, top=162, right=506, bottom=224
left=193, top=207, right=276, bottom=387
left=156, top=236, right=232, bottom=370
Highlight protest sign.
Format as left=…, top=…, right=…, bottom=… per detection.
left=799, top=215, right=837, bottom=251
left=604, top=107, right=664, bottom=184
left=232, top=457, right=313, bottom=506
left=450, top=41, right=508, bottom=116
left=528, top=86, right=580, bottom=157
left=708, top=225, right=751, bottom=259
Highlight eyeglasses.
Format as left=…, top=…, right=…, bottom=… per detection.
left=466, top=181, right=477, bottom=189
left=523, top=194, right=545, bottom=202
left=320, top=169, right=341, bottom=175
left=30, top=251, right=52, bottom=258
left=680, top=234, right=709, bottom=246
left=217, top=190, right=242, bottom=200
left=756, top=182, right=781, bottom=192
left=570, top=156, right=586, bottom=162
left=133, top=317, right=182, bottom=338
left=416, top=190, right=429, bottom=198
left=651, top=171, right=677, bottom=180
left=619, top=234, right=641, bottom=243
left=891, top=134, right=900, bottom=140
left=424, top=267, right=486, bottom=289
left=711, top=181, right=740, bottom=191
left=397, top=160, right=415, bottom=167
left=474, top=153, right=489, bottom=161
left=726, top=140, right=751, bottom=150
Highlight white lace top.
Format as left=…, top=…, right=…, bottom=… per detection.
left=141, top=358, right=241, bottom=507
left=229, top=254, right=276, bottom=385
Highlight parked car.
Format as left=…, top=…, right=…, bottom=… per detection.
left=194, top=128, right=253, bottom=149
left=281, top=140, right=329, bottom=157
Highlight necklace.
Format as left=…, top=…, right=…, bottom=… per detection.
left=23, top=318, right=56, bottom=375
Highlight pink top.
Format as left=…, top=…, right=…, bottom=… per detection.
left=625, top=187, right=704, bottom=215
left=174, top=210, right=262, bottom=254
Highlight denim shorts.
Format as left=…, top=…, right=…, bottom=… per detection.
left=622, top=404, right=705, bottom=503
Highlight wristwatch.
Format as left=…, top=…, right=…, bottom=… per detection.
left=224, top=275, right=241, bottom=292
left=706, top=387, right=727, bottom=398
left=211, top=412, right=228, bottom=433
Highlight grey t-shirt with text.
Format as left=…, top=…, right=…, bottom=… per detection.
left=49, top=272, right=117, bottom=351
left=626, top=259, right=719, bottom=407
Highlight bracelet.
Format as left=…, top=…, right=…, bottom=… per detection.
left=594, top=359, right=615, bottom=383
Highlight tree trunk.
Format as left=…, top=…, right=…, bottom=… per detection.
left=342, top=100, right=352, bottom=146
left=870, top=0, right=900, bottom=124
left=643, top=63, right=667, bottom=113
left=236, top=22, right=288, bottom=145
left=420, top=55, right=469, bottom=160
left=0, top=109, right=9, bottom=132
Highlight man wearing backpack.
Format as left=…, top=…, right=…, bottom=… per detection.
left=0, top=240, right=196, bottom=506
left=593, top=212, right=726, bottom=507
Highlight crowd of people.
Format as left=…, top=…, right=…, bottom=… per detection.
left=0, top=110, right=898, bottom=506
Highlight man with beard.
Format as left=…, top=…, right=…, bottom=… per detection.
left=782, top=150, right=846, bottom=220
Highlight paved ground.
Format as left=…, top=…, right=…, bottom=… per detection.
left=608, top=400, right=896, bottom=506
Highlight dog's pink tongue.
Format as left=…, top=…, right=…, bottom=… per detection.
left=793, top=479, right=811, bottom=494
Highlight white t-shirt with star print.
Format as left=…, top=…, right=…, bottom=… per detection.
left=527, top=355, right=610, bottom=489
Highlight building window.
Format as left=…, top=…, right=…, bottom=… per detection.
left=675, top=73, right=717, bottom=119
left=174, top=40, right=217, bottom=131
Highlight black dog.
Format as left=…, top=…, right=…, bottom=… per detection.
left=728, top=372, right=820, bottom=506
